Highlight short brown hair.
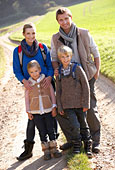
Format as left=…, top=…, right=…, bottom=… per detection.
left=27, top=60, right=41, bottom=71
left=56, top=7, right=72, bottom=20
left=23, top=23, right=36, bottom=33
left=58, top=45, right=72, bottom=59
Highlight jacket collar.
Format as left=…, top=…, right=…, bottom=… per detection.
left=29, top=74, right=45, bottom=86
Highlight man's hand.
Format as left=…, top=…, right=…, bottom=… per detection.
left=22, top=79, right=32, bottom=90
left=52, top=107, right=57, bottom=117
left=27, top=112, right=33, bottom=120
left=60, top=110, right=64, bottom=115
left=94, top=71, right=99, bottom=80
left=42, top=76, right=52, bottom=89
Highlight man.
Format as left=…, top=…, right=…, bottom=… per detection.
left=50, top=7, right=101, bottom=153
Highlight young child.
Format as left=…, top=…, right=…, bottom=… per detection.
left=56, top=45, right=92, bottom=158
left=24, top=60, right=61, bottom=160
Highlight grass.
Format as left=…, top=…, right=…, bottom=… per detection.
left=66, top=150, right=91, bottom=170
left=0, top=45, right=6, bottom=79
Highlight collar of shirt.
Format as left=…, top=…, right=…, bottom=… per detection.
left=61, top=63, right=71, bottom=76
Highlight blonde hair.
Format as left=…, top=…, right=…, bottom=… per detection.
left=23, top=23, right=36, bottom=33
left=27, top=60, right=41, bottom=71
left=58, top=45, right=72, bottom=59
left=56, top=7, right=72, bottom=20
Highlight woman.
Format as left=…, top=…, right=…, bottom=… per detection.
left=13, top=23, right=58, bottom=161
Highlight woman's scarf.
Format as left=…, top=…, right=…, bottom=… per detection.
left=59, top=22, right=77, bottom=50
left=21, top=39, right=38, bottom=57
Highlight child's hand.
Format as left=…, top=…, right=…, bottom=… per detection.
left=52, top=107, right=57, bottom=117
left=54, top=68, right=59, bottom=77
left=83, top=108, right=88, bottom=112
left=60, top=110, right=64, bottom=115
left=27, top=112, right=33, bottom=120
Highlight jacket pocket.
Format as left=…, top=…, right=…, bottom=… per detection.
left=42, top=95, right=52, bottom=109
left=30, top=97, right=39, bottom=111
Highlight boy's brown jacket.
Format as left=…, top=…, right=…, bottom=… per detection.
left=56, top=64, right=90, bottom=113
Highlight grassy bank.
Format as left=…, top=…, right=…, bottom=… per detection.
left=0, top=45, right=6, bottom=79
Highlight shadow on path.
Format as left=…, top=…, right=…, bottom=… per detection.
left=7, top=155, right=66, bottom=170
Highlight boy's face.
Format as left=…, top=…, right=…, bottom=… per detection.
left=28, top=66, right=41, bottom=81
left=59, top=53, right=71, bottom=68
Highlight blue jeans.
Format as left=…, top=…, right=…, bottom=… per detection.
left=26, top=112, right=56, bottom=142
left=56, top=108, right=91, bottom=142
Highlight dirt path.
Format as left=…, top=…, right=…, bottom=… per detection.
left=0, top=21, right=115, bottom=170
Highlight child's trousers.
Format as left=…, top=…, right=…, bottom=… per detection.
left=26, top=112, right=56, bottom=142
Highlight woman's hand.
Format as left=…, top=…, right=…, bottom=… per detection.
left=42, top=76, right=52, bottom=89
left=22, top=79, right=32, bottom=90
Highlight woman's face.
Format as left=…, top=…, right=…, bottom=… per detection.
left=23, top=27, right=36, bottom=46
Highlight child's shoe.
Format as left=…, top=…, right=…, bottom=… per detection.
left=49, top=140, right=62, bottom=158
left=72, top=140, right=82, bottom=154
left=41, top=142, right=51, bottom=160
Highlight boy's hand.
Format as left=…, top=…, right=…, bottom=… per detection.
left=27, top=112, right=33, bottom=120
left=60, top=110, right=64, bottom=115
left=52, top=107, right=57, bottom=117
left=54, top=68, right=59, bottom=77
left=83, top=108, right=88, bottom=112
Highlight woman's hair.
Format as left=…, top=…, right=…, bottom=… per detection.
left=23, top=23, right=36, bottom=33
left=56, top=7, right=72, bottom=20
left=27, top=60, right=41, bottom=71
left=58, top=45, right=72, bottom=58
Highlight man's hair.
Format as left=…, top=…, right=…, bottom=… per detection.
left=23, top=23, right=36, bottom=33
left=27, top=60, right=41, bottom=71
left=58, top=45, right=72, bottom=58
left=56, top=7, right=72, bottom=20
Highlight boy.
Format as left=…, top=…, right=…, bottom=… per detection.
left=56, top=45, right=92, bottom=158
left=21, top=60, right=61, bottom=160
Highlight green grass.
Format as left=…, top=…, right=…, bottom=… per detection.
left=0, top=45, right=6, bottom=78
left=66, top=146, right=91, bottom=170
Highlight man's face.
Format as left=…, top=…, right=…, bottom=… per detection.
left=57, top=12, right=72, bottom=34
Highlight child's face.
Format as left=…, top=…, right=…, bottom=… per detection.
left=59, top=53, right=71, bottom=68
left=28, top=66, right=41, bottom=80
